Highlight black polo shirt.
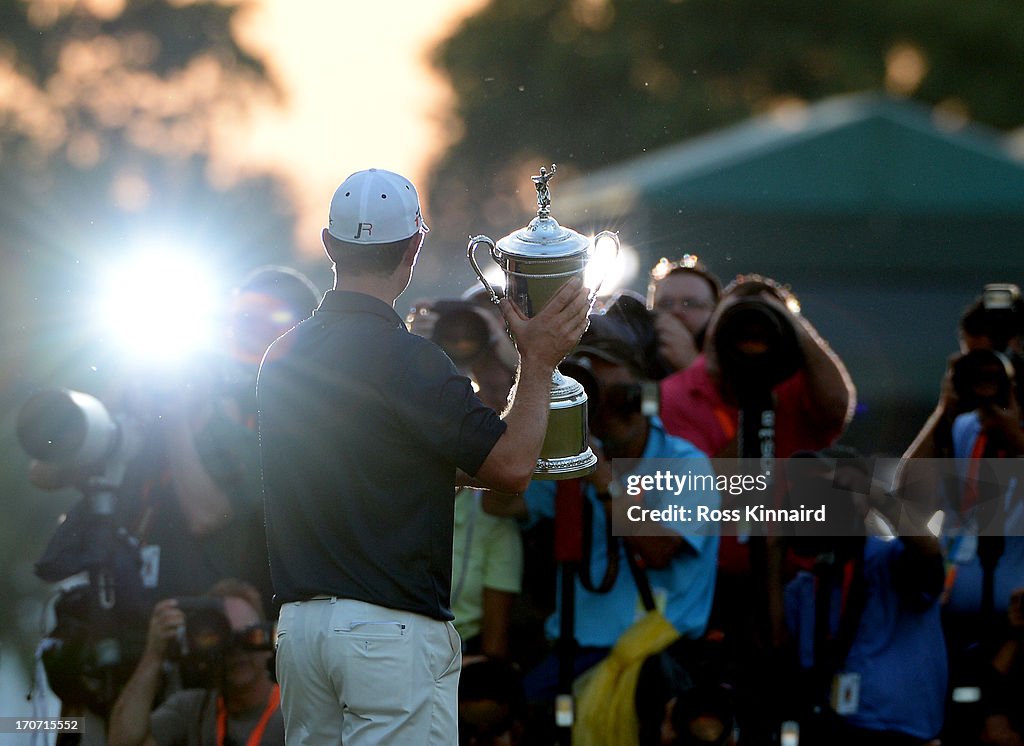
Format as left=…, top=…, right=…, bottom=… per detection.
left=257, top=290, right=506, bottom=620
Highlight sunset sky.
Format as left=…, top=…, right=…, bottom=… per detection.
left=227, top=0, right=488, bottom=258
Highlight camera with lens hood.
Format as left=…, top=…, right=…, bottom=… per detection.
left=712, top=297, right=803, bottom=404
left=428, top=300, right=496, bottom=367
left=561, top=296, right=660, bottom=426
left=16, top=387, right=134, bottom=475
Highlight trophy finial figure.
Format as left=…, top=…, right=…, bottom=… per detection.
left=532, top=164, right=557, bottom=218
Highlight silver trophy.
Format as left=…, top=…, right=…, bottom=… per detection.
left=469, top=165, right=619, bottom=480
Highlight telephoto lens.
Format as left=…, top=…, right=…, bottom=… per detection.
left=713, top=299, right=802, bottom=400
left=16, top=388, right=120, bottom=467
left=431, top=302, right=493, bottom=366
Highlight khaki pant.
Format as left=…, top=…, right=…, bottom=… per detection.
left=275, top=597, right=461, bottom=745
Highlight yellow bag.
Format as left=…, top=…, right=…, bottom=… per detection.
left=572, top=610, right=681, bottom=746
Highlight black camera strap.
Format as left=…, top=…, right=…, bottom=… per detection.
left=811, top=550, right=867, bottom=710
left=624, top=543, right=657, bottom=613
left=578, top=493, right=619, bottom=594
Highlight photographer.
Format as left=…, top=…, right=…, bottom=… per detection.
left=660, top=274, right=854, bottom=460
left=901, top=285, right=1024, bottom=464
left=107, top=579, right=281, bottom=746
left=24, top=267, right=317, bottom=727
left=646, top=255, right=722, bottom=376
left=947, top=286, right=1024, bottom=463
left=777, top=451, right=946, bottom=745
left=512, top=301, right=720, bottom=709
left=655, top=274, right=855, bottom=741
left=657, top=273, right=854, bottom=594
left=926, top=285, right=1024, bottom=742
left=25, top=373, right=268, bottom=714
left=976, top=587, right=1024, bottom=745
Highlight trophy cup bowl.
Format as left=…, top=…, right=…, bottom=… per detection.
left=468, top=165, right=619, bottom=480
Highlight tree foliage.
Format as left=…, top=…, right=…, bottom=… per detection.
left=427, top=0, right=1024, bottom=250
left=0, top=0, right=300, bottom=671
left=0, top=0, right=302, bottom=381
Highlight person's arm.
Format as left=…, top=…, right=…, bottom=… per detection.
left=480, top=491, right=529, bottom=519
left=479, top=588, right=516, bottom=660
left=161, top=387, right=236, bottom=537
left=897, top=354, right=961, bottom=479
left=653, top=312, right=700, bottom=372
left=849, top=465, right=944, bottom=599
left=474, top=278, right=591, bottom=493
left=787, top=307, right=856, bottom=430
left=108, top=599, right=185, bottom=746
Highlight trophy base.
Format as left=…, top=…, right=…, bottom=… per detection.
left=532, top=447, right=597, bottom=481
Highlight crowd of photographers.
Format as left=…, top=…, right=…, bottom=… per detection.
left=409, top=259, right=1024, bottom=746
left=19, top=266, right=319, bottom=745
left=18, top=252, right=1024, bottom=746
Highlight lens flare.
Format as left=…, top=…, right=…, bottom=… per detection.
left=94, top=250, right=220, bottom=365
left=586, top=236, right=636, bottom=298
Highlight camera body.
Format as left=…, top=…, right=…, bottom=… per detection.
left=428, top=300, right=496, bottom=367
left=39, top=584, right=147, bottom=716
left=407, top=299, right=506, bottom=367
left=952, top=284, right=1024, bottom=411
left=172, top=597, right=274, bottom=689
left=978, top=283, right=1024, bottom=351
left=561, top=354, right=658, bottom=428
left=563, top=296, right=661, bottom=427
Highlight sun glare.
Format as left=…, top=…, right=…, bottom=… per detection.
left=586, top=234, right=636, bottom=298
left=94, top=249, right=220, bottom=366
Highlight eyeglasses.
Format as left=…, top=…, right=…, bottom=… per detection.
left=653, top=297, right=715, bottom=312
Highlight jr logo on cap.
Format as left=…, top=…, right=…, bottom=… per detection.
left=355, top=223, right=373, bottom=239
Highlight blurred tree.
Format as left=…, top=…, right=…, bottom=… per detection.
left=0, top=0, right=300, bottom=679
left=427, top=0, right=1024, bottom=253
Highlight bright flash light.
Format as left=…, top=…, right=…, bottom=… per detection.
left=95, top=251, right=220, bottom=365
left=586, top=235, right=637, bottom=298
left=785, top=296, right=802, bottom=315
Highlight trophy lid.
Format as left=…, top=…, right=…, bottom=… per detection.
left=494, top=165, right=592, bottom=260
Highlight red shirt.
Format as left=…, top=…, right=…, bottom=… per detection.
left=659, top=356, right=842, bottom=459
left=659, top=355, right=844, bottom=574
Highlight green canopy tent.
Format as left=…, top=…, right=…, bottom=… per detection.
left=558, top=92, right=1024, bottom=454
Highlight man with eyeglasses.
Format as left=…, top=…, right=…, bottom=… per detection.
left=647, top=255, right=722, bottom=373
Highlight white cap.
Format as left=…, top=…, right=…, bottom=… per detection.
left=327, top=168, right=429, bottom=245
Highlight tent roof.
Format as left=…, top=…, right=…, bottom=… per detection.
left=559, top=93, right=1024, bottom=217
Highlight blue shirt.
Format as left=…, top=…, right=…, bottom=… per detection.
left=523, top=418, right=719, bottom=647
left=944, top=411, right=1024, bottom=617
left=785, top=538, right=947, bottom=739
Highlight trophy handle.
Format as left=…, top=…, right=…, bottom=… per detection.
left=588, top=230, right=620, bottom=302
left=468, top=235, right=501, bottom=303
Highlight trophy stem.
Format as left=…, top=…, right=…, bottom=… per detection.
left=533, top=367, right=596, bottom=480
